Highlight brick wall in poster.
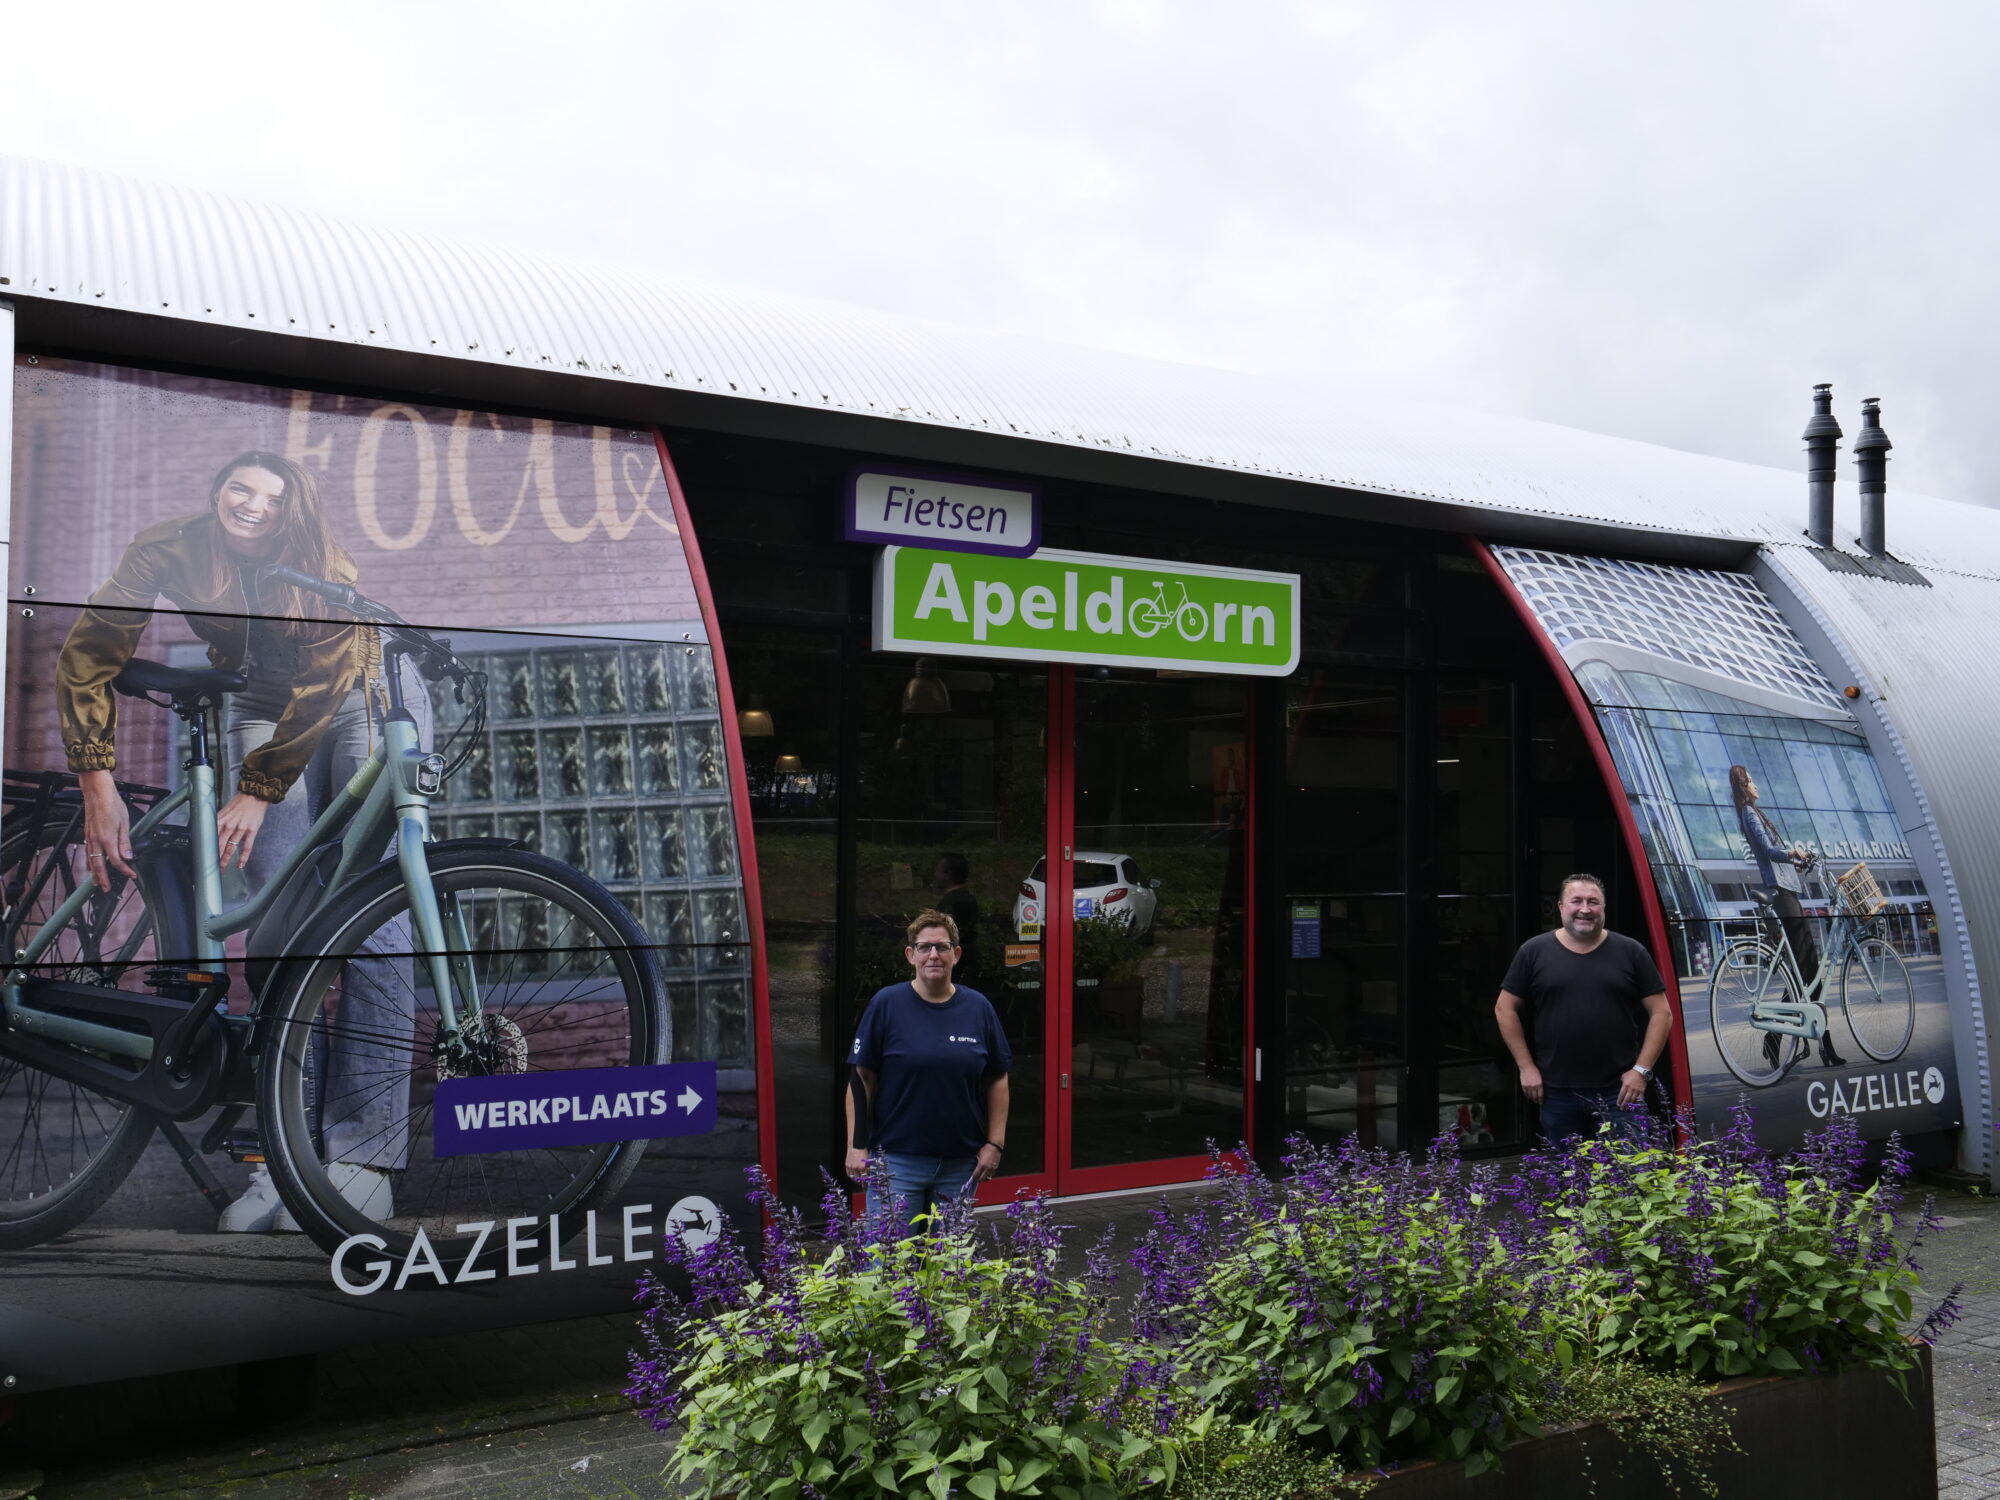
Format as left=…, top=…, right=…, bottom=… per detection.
left=6, top=357, right=702, bottom=778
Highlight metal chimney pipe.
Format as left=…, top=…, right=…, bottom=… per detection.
left=1854, top=397, right=1892, bottom=556
left=1803, top=383, right=1842, bottom=548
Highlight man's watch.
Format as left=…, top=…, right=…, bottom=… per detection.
left=1631, top=1063, right=1654, bottom=1080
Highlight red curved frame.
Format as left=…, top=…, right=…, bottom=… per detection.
left=653, top=429, right=780, bottom=1189
left=1467, top=536, right=1695, bottom=1116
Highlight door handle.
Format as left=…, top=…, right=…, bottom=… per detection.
left=1060, top=1072, right=1070, bottom=1090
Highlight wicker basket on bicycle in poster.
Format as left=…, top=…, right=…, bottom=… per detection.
left=1834, top=861, right=1888, bottom=920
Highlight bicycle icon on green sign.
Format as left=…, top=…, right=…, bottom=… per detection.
left=1127, top=580, right=1208, bottom=643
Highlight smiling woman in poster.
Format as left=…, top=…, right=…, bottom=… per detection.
left=56, top=450, right=430, bottom=1232
left=1730, top=763, right=1844, bottom=1068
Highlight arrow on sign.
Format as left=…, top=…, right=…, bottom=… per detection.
left=677, top=1085, right=704, bottom=1114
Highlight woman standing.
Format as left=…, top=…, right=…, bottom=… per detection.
left=1730, top=764, right=1843, bottom=1068
left=844, top=909, right=1011, bottom=1232
left=58, top=450, right=428, bottom=1231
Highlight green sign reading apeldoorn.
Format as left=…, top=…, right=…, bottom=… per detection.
left=873, top=546, right=1300, bottom=675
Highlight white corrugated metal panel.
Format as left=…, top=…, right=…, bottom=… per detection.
left=1761, top=545, right=1999, bottom=1168
left=7, top=153, right=2000, bottom=573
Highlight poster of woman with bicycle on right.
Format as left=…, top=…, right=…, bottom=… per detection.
left=1492, top=546, right=1963, bottom=1147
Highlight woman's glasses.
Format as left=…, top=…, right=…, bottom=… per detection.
left=909, top=941, right=955, bottom=954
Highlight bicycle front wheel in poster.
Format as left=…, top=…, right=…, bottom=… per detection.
left=1707, top=938, right=1799, bottom=1088
left=0, top=819, right=162, bottom=1248
left=1841, top=935, right=1916, bottom=1062
left=257, top=846, right=668, bottom=1262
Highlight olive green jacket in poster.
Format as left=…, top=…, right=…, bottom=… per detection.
left=56, top=512, right=375, bottom=802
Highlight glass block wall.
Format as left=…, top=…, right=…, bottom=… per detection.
left=429, top=636, right=753, bottom=1077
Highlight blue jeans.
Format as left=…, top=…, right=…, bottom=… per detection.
left=1540, top=1087, right=1641, bottom=1147
left=865, top=1152, right=977, bottom=1236
left=231, top=666, right=430, bottom=1171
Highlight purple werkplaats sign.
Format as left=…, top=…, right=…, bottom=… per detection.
left=844, top=464, right=1040, bottom=558
left=434, top=1062, right=718, bottom=1157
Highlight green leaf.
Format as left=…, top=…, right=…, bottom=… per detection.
left=1766, top=1346, right=1802, bottom=1371
left=1434, top=1374, right=1460, bottom=1404
left=984, top=1364, right=1011, bottom=1401
left=873, top=1461, right=901, bottom=1490
left=802, top=1412, right=832, bottom=1453
left=1388, top=1405, right=1416, bottom=1437
left=967, top=1476, right=998, bottom=1500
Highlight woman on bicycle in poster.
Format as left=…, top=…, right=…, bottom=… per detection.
left=1730, top=763, right=1844, bottom=1068
left=56, top=449, right=428, bottom=1232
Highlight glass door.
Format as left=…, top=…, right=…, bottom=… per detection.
left=1059, top=670, right=1252, bottom=1190
left=849, top=659, right=1053, bottom=1192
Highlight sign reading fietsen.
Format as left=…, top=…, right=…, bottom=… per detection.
left=874, top=546, right=1299, bottom=675
left=845, top=468, right=1040, bottom=557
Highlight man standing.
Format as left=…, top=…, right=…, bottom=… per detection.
left=934, top=853, right=981, bottom=990
left=1494, top=874, right=1673, bottom=1144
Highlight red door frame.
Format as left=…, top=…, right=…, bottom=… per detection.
left=978, top=668, right=1257, bottom=1200
left=1467, top=537, right=1696, bottom=1115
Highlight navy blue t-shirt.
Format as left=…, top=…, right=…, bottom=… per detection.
left=849, top=983, right=1011, bottom=1157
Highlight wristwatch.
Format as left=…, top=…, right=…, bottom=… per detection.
left=1631, top=1063, right=1654, bottom=1080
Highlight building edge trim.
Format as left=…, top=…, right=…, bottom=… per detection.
left=1467, top=535, right=1697, bottom=1119
left=1755, top=547, right=1992, bottom=1176
left=653, top=427, right=780, bottom=1193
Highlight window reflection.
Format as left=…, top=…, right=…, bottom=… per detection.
left=1068, top=672, right=1248, bottom=1169
left=1279, top=672, right=1405, bottom=1149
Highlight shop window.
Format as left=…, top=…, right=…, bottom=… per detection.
left=720, top=624, right=842, bottom=1204
left=1278, top=670, right=1406, bottom=1149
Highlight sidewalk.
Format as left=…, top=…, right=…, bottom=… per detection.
left=6, top=1177, right=1996, bottom=1500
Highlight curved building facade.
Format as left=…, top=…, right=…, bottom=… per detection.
left=1, top=152, right=1993, bottom=1388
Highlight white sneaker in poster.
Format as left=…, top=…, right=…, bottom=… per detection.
left=326, top=1162, right=395, bottom=1220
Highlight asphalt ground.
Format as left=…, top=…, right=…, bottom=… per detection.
left=2, top=1175, right=1993, bottom=1500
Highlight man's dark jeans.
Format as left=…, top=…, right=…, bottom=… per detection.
left=1540, top=1086, right=1642, bottom=1147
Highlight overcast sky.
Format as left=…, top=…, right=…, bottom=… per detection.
left=4, top=1, right=1994, bottom=505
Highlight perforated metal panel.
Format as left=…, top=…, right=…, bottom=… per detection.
left=7, top=154, right=2000, bottom=575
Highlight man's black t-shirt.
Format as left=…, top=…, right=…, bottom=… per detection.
left=1500, top=930, right=1666, bottom=1090
left=937, top=886, right=981, bottom=986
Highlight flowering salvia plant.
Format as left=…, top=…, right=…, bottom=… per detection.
left=1129, top=1136, right=1544, bottom=1480
left=627, top=1165, right=1189, bottom=1499
left=1514, top=1106, right=1957, bottom=1382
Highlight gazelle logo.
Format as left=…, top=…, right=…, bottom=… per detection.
left=875, top=546, right=1298, bottom=676
left=1805, top=1065, right=1951, bottom=1119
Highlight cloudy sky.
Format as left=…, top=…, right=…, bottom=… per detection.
left=4, top=1, right=1993, bottom=503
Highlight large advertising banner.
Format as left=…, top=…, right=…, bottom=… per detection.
left=1, top=357, right=756, bottom=1390
left=1491, top=546, right=1961, bottom=1146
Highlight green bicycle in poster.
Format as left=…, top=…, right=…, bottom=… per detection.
left=1706, top=854, right=1917, bottom=1088
left=0, top=569, right=669, bottom=1261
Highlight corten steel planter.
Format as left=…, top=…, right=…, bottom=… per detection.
left=1366, top=1345, right=1936, bottom=1499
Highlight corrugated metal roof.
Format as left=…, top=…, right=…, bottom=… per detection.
left=1760, top=546, right=2000, bottom=1168
left=6, top=152, right=2000, bottom=576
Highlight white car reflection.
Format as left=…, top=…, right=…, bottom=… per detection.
left=1013, top=852, right=1159, bottom=943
